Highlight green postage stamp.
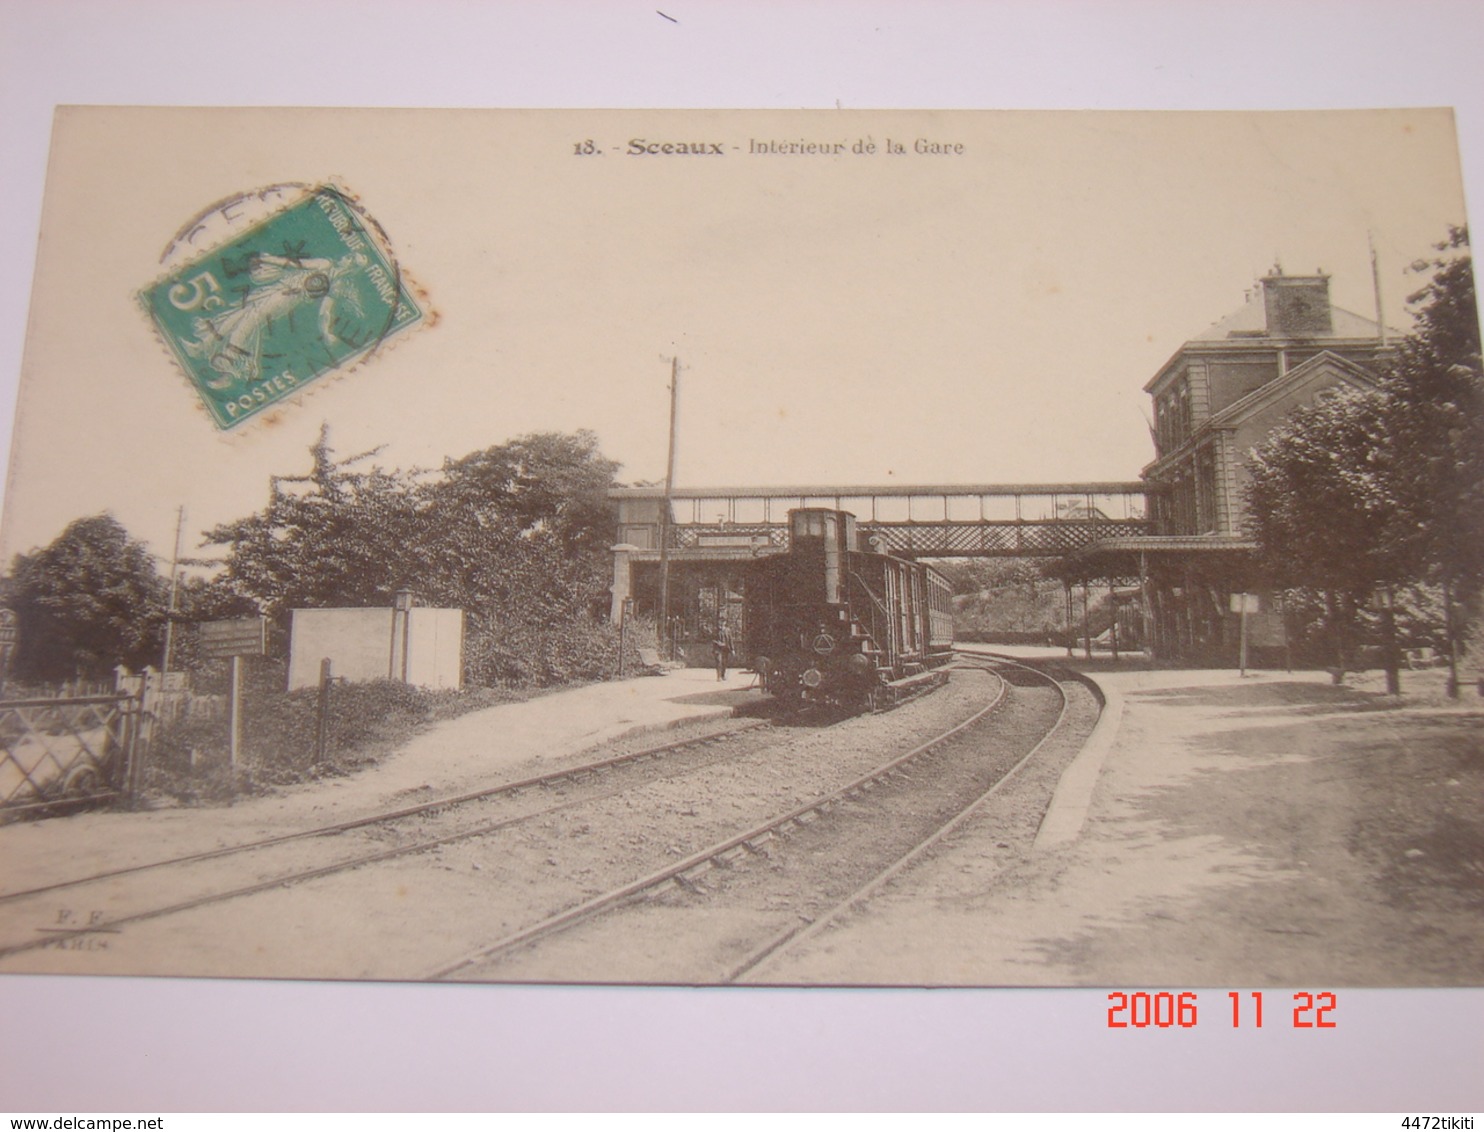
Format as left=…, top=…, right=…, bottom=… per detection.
left=140, top=185, right=425, bottom=430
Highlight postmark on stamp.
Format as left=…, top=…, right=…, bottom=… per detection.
left=139, top=184, right=426, bottom=430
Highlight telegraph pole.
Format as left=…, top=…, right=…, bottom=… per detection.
left=1370, top=231, right=1387, bottom=347
left=658, top=357, right=679, bottom=660
left=161, top=504, right=186, bottom=673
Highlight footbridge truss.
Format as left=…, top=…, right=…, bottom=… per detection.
left=611, top=482, right=1156, bottom=558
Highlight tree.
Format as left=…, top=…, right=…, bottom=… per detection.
left=1244, top=388, right=1412, bottom=684
left=201, top=424, right=425, bottom=623
left=415, top=430, right=619, bottom=619
left=941, top=557, right=1073, bottom=642
left=1381, top=227, right=1484, bottom=694
left=431, top=430, right=621, bottom=560
left=1243, top=228, right=1484, bottom=691
left=416, top=431, right=622, bottom=683
left=201, top=426, right=624, bottom=686
left=4, top=514, right=168, bottom=683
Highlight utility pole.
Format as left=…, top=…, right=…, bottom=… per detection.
left=1369, top=231, right=1388, bottom=347
left=161, top=505, right=186, bottom=673
left=1138, top=550, right=1153, bottom=662
left=1082, top=579, right=1092, bottom=660
left=658, top=356, right=680, bottom=660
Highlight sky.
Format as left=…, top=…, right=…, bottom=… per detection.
left=0, top=105, right=1468, bottom=564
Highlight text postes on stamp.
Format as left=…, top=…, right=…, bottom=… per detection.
left=140, top=185, right=425, bottom=430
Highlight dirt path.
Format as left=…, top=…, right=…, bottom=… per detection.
left=766, top=667, right=1484, bottom=986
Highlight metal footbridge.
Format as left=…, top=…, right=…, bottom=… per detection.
left=611, top=482, right=1155, bottom=558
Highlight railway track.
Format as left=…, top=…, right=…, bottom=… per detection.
left=0, top=657, right=1093, bottom=984
left=0, top=678, right=975, bottom=974
left=427, top=656, right=1087, bottom=984
left=0, top=715, right=776, bottom=962
left=726, top=656, right=1075, bottom=982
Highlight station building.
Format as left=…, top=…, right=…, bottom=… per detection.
left=1078, top=267, right=1397, bottom=662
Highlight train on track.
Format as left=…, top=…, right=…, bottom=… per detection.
left=742, top=507, right=954, bottom=709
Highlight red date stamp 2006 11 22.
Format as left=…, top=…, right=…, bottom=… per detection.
left=1106, top=990, right=1337, bottom=1029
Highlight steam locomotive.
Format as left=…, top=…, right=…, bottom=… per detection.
left=742, top=507, right=954, bottom=708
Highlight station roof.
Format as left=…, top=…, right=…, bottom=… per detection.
left=1191, top=294, right=1395, bottom=343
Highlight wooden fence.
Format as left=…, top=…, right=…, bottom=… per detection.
left=114, top=666, right=227, bottom=731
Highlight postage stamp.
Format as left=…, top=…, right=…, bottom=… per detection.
left=139, top=184, right=426, bottom=430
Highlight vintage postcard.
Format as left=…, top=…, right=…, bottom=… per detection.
left=0, top=107, right=1478, bottom=993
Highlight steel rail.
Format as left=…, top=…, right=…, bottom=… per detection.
left=724, top=654, right=1074, bottom=983
left=0, top=718, right=771, bottom=906
left=0, top=718, right=793, bottom=961
left=422, top=662, right=1010, bottom=981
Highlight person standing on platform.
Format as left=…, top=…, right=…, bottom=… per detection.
left=713, top=621, right=733, bottom=681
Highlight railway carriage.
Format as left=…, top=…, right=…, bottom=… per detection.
left=742, top=507, right=953, bottom=708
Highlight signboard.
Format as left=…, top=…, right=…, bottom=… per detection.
left=696, top=534, right=771, bottom=549
left=1230, top=593, right=1260, bottom=615
left=198, top=616, right=266, bottom=660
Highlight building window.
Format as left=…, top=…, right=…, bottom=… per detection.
left=1196, top=446, right=1218, bottom=533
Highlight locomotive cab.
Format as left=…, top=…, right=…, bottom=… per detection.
left=787, top=507, right=856, bottom=606
left=744, top=506, right=948, bottom=709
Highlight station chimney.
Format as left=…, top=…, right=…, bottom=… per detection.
left=1261, top=269, right=1333, bottom=337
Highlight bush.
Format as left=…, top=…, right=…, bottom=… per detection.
left=143, top=660, right=525, bottom=803
left=464, top=613, right=628, bottom=687
left=143, top=605, right=641, bottom=803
